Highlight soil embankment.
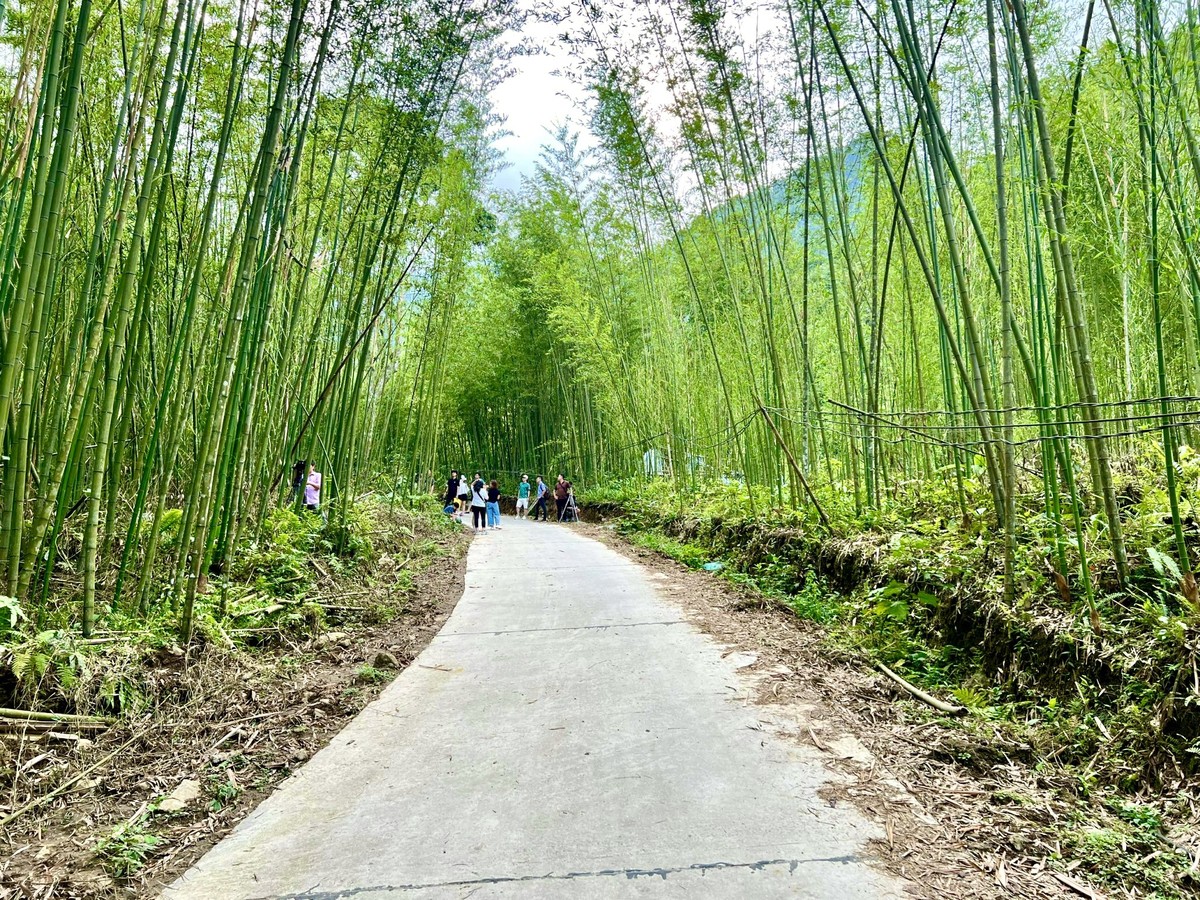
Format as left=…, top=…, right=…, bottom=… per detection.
left=576, top=510, right=1200, bottom=900
left=1, top=506, right=469, bottom=898
left=581, top=500, right=1199, bottom=779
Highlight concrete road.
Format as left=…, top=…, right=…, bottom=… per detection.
left=164, top=519, right=908, bottom=899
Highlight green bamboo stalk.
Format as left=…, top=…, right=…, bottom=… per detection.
left=179, top=0, right=307, bottom=641
left=1008, top=0, right=1129, bottom=585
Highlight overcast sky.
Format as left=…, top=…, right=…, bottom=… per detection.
left=487, top=12, right=590, bottom=193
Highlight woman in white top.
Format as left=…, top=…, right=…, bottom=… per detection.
left=457, top=471, right=471, bottom=512
left=469, top=473, right=488, bottom=531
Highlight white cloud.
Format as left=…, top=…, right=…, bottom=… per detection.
left=488, top=12, right=590, bottom=193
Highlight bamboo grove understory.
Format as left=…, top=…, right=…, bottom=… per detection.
left=3, top=0, right=1200, bottom=637
left=0, top=0, right=508, bottom=637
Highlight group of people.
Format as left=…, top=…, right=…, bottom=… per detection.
left=443, top=472, right=576, bottom=532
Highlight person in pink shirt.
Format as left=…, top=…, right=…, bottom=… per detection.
left=305, top=463, right=323, bottom=512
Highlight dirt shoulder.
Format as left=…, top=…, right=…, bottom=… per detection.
left=579, top=521, right=1113, bottom=900
left=1, top=523, right=470, bottom=899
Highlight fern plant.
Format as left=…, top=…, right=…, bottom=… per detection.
left=4, top=629, right=99, bottom=708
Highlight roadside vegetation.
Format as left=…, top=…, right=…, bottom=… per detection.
left=2, top=496, right=455, bottom=717
left=2, top=496, right=466, bottom=894
left=583, top=474, right=1199, bottom=898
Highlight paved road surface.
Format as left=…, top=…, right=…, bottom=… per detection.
left=164, top=518, right=908, bottom=899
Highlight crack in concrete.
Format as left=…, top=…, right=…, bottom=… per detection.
left=248, top=855, right=860, bottom=899
left=466, top=562, right=643, bottom=572
left=435, top=620, right=687, bottom=637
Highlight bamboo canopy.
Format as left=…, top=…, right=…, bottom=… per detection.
left=0, top=0, right=1198, bottom=638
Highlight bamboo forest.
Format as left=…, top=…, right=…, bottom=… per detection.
left=4, top=0, right=1200, bottom=895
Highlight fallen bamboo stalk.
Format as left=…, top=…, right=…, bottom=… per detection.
left=306, top=590, right=374, bottom=602
left=0, top=708, right=113, bottom=725
left=235, top=595, right=374, bottom=618
left=229, top=627, right=284, bottom=635
left=875, top=663, right=967, bottom=717
left=45, top=731, right=94, bottom=743
left=0, top=720, right=110, bottom=732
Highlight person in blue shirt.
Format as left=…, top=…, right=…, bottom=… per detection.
left=533, top=475, right=549, bottom=521
left=516, top=474, right=531, bottom=518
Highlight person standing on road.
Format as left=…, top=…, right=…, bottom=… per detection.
left=533, top=475, right=548, bottom=521
left=457, top=472, right=471, bottom=512
left=486, top=479, right=502, bottom=528
left=470, top=473, right=488, bottom=532
left=445, top=470, right=461, bottom=511
left=516, top=474, right=530, bottom=519
left=554, top=474, right=571, bottom=521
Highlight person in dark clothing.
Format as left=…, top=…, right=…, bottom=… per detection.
left=554, top=474, right=571, bottom=521
left=289, top=460, right=308, bottom=505
left=533, top=475, right=548, bottom=521
left=445, top=470, right=461, bottom=510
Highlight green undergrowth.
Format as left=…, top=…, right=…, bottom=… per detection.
left=95, top=817, right=162, bottom=878
left=583, top=474, right=1200, bottom=898
left=0, top=496, right=461, bottom=718
left=585, top=473, right=1200, bottom=778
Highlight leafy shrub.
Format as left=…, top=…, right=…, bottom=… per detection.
left=95, top=820, right=160, bottom=878
left=0, top=595, right=23, bottom=634
left=233, top=508, right=319, bottom=597
left=787, top=572, right=840, bottom=624
left=261, top=507, right=315, bottom=550
left=320, top=501, right=376, bottom=564
left=207, top=774, right=242, bottom=812
left=354, top=664, right=389, bottom=684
